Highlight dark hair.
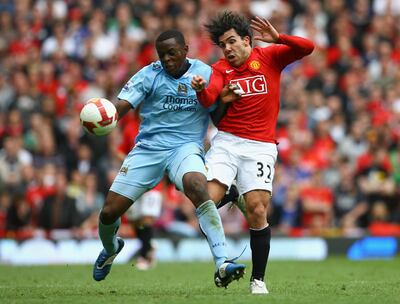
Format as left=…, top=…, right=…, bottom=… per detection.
left=156, top=29, right=186, bottom=46
left=205, top=11, right=252, bottom=46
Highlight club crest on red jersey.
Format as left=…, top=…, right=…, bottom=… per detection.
left=249, top=60, right=261, bottom=70
left=229, top=75, right=267, bottom=97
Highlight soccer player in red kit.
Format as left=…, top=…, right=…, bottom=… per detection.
left=192, top=12, right=314, bottom=294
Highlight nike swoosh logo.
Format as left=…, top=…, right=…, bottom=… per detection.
left=96, top=254, right=118, bottom=269
left=226, top=69, right=234, bottom=74
left=264, top=180, right=270, bottom=184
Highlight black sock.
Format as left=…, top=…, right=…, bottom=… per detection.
left=136, top=225, right=153, bottom=258
left=250, top=225, right=271, bottom=281
left=217, top=184, right=239, bottom=209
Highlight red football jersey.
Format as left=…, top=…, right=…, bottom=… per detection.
left=197, top=34, right=314, bottom=143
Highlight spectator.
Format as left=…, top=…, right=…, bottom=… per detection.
left=300, top=171, right=334, bottom=233
left=75, top=172, right=103, bottom=230
left=338, top=119, right=368, bottom=165
left=278, top=184, right=302, bottom=234
left=0, top=192, right=11, bottom=236
left=0, top=68, right=15, bottom=112
left=41, top=21, right=75, bottom=59
left=0, top=135, right=32, bottom=192
left=6, top=193, right=32, bottom=232
left=38, top=170, right=79, bottom=230
left=0, top=0, right=399, bottom=238
left=356, top=147, right=396, bottom=225
left=0, top=10, right=16, bottom=51
left=108, top=2, right=146, bottom=45
left=86, top=11, right=117, bottom=61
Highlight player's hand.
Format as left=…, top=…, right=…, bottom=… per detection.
left=220, top=83, right=244, bottom=103
left=191, top=75, right=207, bottom=92
left=250, top=16, right=279, bottom=43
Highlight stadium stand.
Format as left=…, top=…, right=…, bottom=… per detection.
left=0, top=0, right=399, bottom=243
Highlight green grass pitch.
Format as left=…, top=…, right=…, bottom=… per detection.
left=0, top=257, right=399, bottom=304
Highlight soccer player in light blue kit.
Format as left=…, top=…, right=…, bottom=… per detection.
left=93, top=30, right=245, bottom=287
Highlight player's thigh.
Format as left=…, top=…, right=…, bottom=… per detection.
left=125, top=189, right=163, bottom=221
left=205, top=133, right=238, bottom=189
left=167, top=142, right=207, bottom=191
left=236, top=142, right=277, bottom=195
left=110, top=147, right=167, bottom=201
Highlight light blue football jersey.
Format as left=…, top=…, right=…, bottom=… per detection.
left=118, top=58, right=212, bottom=150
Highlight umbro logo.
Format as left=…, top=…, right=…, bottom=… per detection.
left=122, top=81, right=133, bottom=91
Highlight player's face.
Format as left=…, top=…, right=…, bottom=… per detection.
left=218, top=29, right=251, bottom=67
left=156, top=38, right=188, bottom=77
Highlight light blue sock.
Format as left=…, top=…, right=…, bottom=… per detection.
left=98, top=218, right=121, bottom=255
left=196, top=200, right=228, bottom=269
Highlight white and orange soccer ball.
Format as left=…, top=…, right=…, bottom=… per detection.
left=80, top=98, right=118, bottom=136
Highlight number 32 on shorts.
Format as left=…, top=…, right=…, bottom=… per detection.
left=257, top=161, right=272, bottom=184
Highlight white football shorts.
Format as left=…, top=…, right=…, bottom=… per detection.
left=205, top=131, right=277, bottom=195
left=125, top=189, right=163, bottom=221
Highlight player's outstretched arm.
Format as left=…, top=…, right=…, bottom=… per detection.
left=251, top=16, right=314, bottom=66
left=115, top=99, right=133, bottom=121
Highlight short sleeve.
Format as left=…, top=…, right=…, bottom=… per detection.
left=117, top=65, right=154, bottom=108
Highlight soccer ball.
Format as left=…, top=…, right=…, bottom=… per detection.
left=80, top=98, right=118, bottom=136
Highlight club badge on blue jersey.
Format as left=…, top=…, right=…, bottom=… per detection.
left=119, top=166, right=129, bottom=176
left=152, top=62, right=162, bottom=71
left=177, top=83, right=188, bottom=95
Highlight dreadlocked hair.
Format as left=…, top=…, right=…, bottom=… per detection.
left=205, top=11, right=253, bottom=46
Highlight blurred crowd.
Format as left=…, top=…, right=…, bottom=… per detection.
left=0, top=0, right=399, bottom=240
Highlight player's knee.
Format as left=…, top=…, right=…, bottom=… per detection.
left=247, top=203, right=268, bottom=228
left=183, top=174, right=207, bottom=195
left=183, top=174, right=209, bottom=205
left=247, top=201, right=267, bottom=219
left=99, top=205, right=119, bottom=225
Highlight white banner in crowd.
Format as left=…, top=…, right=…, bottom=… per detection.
left=0, top=238, right=328, bottom=265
